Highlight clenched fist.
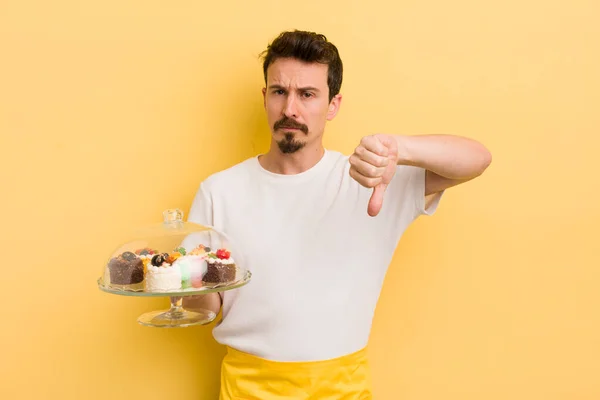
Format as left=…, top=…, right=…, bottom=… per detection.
left=349, top=134, right=399, bottom=217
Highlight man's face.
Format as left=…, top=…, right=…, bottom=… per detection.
left=263, top=58, right=341, bottom=154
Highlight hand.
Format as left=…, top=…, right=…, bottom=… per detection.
left=349, top=134, right=399, bottom=217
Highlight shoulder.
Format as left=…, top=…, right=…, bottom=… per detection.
left=188, top=157, right=258, bottom=224
left=329, top=149, right=349, bottom=164
left=325, top=149, right=351, bottom=172
left=201, top=157, right=258, bottom=194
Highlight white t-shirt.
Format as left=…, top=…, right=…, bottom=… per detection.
left=188, top=149, right=442, bottom=362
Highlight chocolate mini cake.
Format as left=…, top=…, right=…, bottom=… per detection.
left=108, top=251, right=144, bottom=285
left=202, top=249, right=236, bottom=284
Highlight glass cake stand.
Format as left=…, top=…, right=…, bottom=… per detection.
left=97, top=208, right=252, bottom=328
left=97, top=270, right=251, bottom=328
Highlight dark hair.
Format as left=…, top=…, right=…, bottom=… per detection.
left=260, top=30, right=343, bottom=102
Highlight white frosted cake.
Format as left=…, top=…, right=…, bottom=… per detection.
left=145, top=261, right=182, bottom=291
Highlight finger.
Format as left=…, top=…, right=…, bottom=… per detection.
left=352, top=148, right=389, bottom=168
left=349, top=167, right=383, bottom=188
left=360, top=136, right=389, bottom=157
left=349, top=154, right=387, bottom=178
left=374, top=134, right=397, bottom=150
left=368, top=183, right=388, bottom=217
left=373, top=134, right=399, bottom=160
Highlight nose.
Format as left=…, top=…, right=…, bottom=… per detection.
left=283, top=94, right=298, bottom=118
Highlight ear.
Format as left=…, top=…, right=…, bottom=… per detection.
left=326, top=94, right=342, bottom=121
left=262, top=87, right=266, bottom=108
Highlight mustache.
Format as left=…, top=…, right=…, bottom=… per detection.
left=273, top=117, right=309, bottom=134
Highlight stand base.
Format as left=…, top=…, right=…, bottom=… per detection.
left=137, top=308, right=216, bottom=328
left=137, top=296, right=216, bottom=328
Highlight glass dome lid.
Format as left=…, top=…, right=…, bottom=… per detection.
left=99, top=208, right=250, bottom=295
left=97, top=209, right=251, bottom=328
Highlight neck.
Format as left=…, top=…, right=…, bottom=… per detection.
left=258, top=140, right=325, bottom=175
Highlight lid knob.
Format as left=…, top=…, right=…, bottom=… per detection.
left=163, top=209, right=184, bottom=224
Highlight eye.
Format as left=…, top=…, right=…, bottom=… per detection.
left=273, top=89, right=285, bottom=95
left=301, top=92, right=314, bottom=98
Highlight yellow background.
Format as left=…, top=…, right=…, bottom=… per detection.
left=1, top=0, right=599, bottom=399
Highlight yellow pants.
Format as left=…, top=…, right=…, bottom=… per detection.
left=219, top=346, right=373, bottom=400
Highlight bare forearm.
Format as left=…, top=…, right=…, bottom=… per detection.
left=182, top=293, right=221, bottom=315
left=394, top=134, right=492, bottom=180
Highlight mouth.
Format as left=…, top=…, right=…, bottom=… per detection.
left=276, top=126, right=308, bottom=135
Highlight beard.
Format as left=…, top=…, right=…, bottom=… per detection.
left=277, top=132, right=306, bottom=154
left=273, top=116, right=309, bottom=154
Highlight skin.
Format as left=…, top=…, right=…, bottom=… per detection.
left=258, top=57, right=342, bottom=175
left=350, top=133, right=492, bottom=216
left=184, top=56, right=492, bottom=313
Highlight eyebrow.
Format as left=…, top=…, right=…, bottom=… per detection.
left=268, top=84, right=321, bottom=92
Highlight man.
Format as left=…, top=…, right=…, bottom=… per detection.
left=185, top=30, right=491, bottom=399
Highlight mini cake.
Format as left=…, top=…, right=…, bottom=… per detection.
left=190, top=244, right=211, bottom=256
left=107, top=251, right=144, bottom=285
left=145, top=253, right=182, bottom=291
left=135, top=248, right=160, bottom=274
left=166, top=247, right=185, bottom=265
left=174, top=254, right=207, bottom=288
left=203, top=248, right=236, bottom=284
left=135, top=247, right=159, bottom=256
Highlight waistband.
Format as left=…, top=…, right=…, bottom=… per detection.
left=224, top=346, right=369, bottom=371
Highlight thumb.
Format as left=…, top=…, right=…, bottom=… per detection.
left=368, top=183, right=388, bottom=217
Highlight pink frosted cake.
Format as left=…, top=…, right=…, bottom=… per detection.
left=174, top=254, right=207, bottom=288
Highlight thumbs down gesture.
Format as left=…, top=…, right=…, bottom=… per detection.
left=349, top=134, right=399, bottom=217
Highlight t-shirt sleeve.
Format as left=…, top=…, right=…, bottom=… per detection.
left=383, top=165, right=444, bottom=223
left=188, top=182, right=214, bottom=226
left=180, top=182, right=215, bottom=251
left=405, top=166, right=443, bottom=218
